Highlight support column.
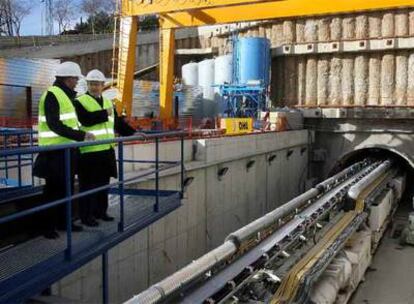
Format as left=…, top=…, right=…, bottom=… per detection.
left=159, top=20, right=175, bottom=119
left=116, top=16, right=137, bottom=117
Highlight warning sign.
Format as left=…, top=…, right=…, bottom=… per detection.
left=220, top=118, right=254, bottom=135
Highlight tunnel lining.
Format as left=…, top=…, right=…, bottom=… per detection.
left=329, top=146, right=414, bottom=177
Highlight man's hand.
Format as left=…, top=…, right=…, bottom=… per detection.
left=106, top=107, right=113, bottom=116
left=84, top=132, right=96, bottom=141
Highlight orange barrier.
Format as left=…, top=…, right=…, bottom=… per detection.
left=125, top=116, right=194, bottom=133
left=0, top=117, right=35, bottom=128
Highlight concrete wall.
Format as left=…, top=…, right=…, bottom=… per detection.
left=0, top=29, right=203, bottom=80
left=307, top=118, right=414, bottom=179
left=50, top=130, right=309, bottom=303
left=0, top=34, right=114, bottom=49
left=211, top=8, right=414, bottom=107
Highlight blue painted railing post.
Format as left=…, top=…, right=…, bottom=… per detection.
left=4, top=134, right=8, bottom=180
left=17, top=134, right=22, bottom=187
left=102, top=251, right=109, bottom=304
left=180, top=134, right=184, bottom=199
left=64, top=148, right=72, bottom=260
left=154, top=137, right=159, bottom=212
left=118, top=142, right=125, bottom=232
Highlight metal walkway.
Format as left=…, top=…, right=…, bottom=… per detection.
left=0, top=190, right=181, bottom=303
left=0, top=130, right=186, bottom=303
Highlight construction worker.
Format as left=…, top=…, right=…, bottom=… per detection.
left=33, top=62, right=98, bottom=239
left=75, top=69, right=135, bottom=227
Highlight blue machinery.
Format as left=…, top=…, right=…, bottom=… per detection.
left=219, top=37, right=271, bottom=118
left=0, top=129, right=186, bottom=303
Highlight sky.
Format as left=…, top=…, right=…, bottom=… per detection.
left=21, top=1, right=83, bottom=36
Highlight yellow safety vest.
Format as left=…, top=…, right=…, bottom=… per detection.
left=38, top=86, right=80, bottom=146
left=77, top=94, right=115, bottom=154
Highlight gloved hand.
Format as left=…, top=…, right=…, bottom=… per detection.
left=84, top=132, right=96, bottom=141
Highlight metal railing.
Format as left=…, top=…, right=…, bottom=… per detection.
left=0, top=130, right=185, bottom=254
left=0, top=128, right=35, bottom=188
left=0, top=131, right=186, bottom=303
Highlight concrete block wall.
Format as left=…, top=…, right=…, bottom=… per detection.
left=51, top=130, right=309, bottom=303
left=213, top=8, right=414, bottom=107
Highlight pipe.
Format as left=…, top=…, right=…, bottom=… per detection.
left=127, top=160, right=373, bottom=304
left=227, top=159, right=370, bottom=247
left=127, top=242, right=237, bottom=304
left=347, top=160, right=392, bottom=201
left=316, top=159, right=371, bottom=192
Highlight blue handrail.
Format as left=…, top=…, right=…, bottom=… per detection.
left=1, top=128, right=35, bottom=187
left=0, top=130, right=186, bottom=262
left=0, top=131, right=184, bottom=156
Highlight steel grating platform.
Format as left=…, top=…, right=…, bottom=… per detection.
left=0, top=189, right=181, bottom=303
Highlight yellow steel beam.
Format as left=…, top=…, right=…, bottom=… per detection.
left=161, top=0, right=414, bottom=28
left=116, top=16, right=138, bottom=117
left=122, top=0, right=276, bottom=16
left=159, top=25, right=176, bottom=119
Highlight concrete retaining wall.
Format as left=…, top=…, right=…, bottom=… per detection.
left=50, top=130, right=310, bottom=303
left=211, top=8, right=414, bottom=107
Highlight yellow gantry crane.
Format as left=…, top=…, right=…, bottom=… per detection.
left=116, top=0, right=414, bottom=119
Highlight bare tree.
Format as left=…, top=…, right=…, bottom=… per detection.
left=9, top=0, right=32, bottom=37
left=53, top=0, right=75, bottom=33
left=80, top=0, right=115, bottom=35
left=0, top=0, right=14, bottom=36
left=0, top=0, right=32, bottom=37
left=0, top=1, right=6, bottom=36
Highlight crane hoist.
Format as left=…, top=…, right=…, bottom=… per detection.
left=115, top=0, right=413, bottom=119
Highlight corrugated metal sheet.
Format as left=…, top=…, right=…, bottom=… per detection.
left=104, top=81, right=214, bottom=118
left=0, top=58, right=60, bottom=119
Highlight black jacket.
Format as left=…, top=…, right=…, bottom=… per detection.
left=77, top=92, right=136, bottom=179
left=33, top=80, right=87, bottom=179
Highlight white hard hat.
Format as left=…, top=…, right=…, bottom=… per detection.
left=55, top=61, right=83, bottom=78
left=86, top=69, right=106, bottom=82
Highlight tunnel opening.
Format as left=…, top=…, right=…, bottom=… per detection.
left=330, top=147, right=414, bottom=202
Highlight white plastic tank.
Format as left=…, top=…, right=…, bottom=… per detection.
left=198, top=59, right=215, bottom=88
left=182, top=62, right=199, bottom=86
left=214, top=55, right=233, bottom=115
left=214, top=55, right=233, bottom=89
left=198, top=59, right=216, bottom=116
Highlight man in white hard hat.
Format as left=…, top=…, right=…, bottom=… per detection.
left=33, top=62, right=100, bottom=239
left=74, top=69, right=135, bottom=227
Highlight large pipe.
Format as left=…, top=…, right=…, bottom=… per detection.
left=347, top=160, right=392, bottom=201
left=227, top=159, right=371, bottom=247
left=126, top=242, right=237, bottom=304
left=316, top=158, right=371, bottom=192
left=126, top=160, right=373, bottom=304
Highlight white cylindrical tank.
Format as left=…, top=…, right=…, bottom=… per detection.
left=214, top=55, right=233, bottom=87
left=198, top=59, right=215, bottom=87
left=214, top=55, right=233, bottom=115
left=198, top=59, right=216, bottom=116
left=182, top=62, right=199, bottom=86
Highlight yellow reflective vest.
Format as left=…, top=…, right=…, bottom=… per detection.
left=38, top=86, right=80, bottom=146
left=77, top=94, right=115, bottom=154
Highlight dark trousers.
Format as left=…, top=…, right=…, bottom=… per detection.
left=79, top=169, right=110, bottom=221
left=42, top=176, right=74, bottom=231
